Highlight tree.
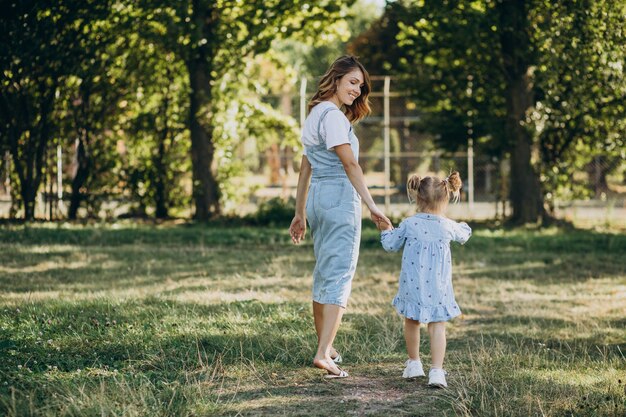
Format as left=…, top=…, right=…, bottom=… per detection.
left=60, top=48, right=128, bottom=219
left=0, top=0, right=113, bottom=220
left=139, top=0, right=354, bottom=220
left=497, top=0, right=543, bottom=223
left=530, top=0, right=626, bottom=204
left=351, top=0, right=625, bottom=224
left=116, top=40, right=190, bottom=219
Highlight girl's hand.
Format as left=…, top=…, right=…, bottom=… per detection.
left=289, top=215, right=306, bottom=244
left=376, top=219, right=393, bottom=231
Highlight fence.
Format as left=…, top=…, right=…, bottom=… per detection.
left=1, top=76, right=625, bottom=225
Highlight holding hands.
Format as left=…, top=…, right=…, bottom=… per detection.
left=370, top=205, right=393, bottom=231
left=376, top=218, right=393, bottom=231
left=290, top=206, right=392, bottom=244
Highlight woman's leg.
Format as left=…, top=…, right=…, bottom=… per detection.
left=312, top=301, right=344, bottom=374
left=313, top=302, right=339, bottom=359
left=427, top=322, right=446, bottom=368
left=404, top=318, right=421, bottom=361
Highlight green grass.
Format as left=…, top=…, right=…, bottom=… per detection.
left=0, top=222, right=625, bottom=416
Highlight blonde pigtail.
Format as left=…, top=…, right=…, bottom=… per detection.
left=445, top=171, right=463, bottom=204
left=406, top=175, right=421, bottom=204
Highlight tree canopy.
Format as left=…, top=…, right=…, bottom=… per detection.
left=351, top=0, right=626, bottom=223
left=1, top=0, right=623, bottom=223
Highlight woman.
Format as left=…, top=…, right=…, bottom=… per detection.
left=289, top=56, right=391, bottom=378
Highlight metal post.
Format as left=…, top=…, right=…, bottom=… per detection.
left=2, top=151, right=9, bottom=193
left=383, top=76, right=391, bottom=212
left=466, top=75, right=475, bottom=213
left=467, top=136, right=474, bottom=212
left=300, top=77, right=307, bottom=129
left=57, top=144, right=64, bottom=213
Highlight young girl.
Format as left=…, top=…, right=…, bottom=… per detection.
left=378, top=171, right=471, bottom=388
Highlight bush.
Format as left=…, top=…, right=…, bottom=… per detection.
left=248, top=197, right=296, bottom=226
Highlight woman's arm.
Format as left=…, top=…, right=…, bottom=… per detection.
left=289, top=155, right=312, bottom=244
left=334, top=144, right=390, bottom=226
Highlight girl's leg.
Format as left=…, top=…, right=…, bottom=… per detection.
left=404, top=318, right=421, bottom=361
left=312, top=301, right=344, bottom=374
left=427, top=322, right=446, bottom=368
left=312, top=302, right=339, bottom=359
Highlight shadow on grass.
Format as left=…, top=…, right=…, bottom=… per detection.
left=2, top=296, right=624, bottom=416
left=0, top=244, right=296, bottom=292
left=0, top=223, right=294, bottom=247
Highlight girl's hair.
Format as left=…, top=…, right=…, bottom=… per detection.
left=407, top=171, right=463, bottom=211
left=308, top=55, right=371, bottom=123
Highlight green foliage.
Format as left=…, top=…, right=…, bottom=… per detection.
left=248, top=197, right=297, bottom=226
left=2, top=0, right=363, bottom=220
left=0, top=0, right=116, bottom=219
left=212, top=59, right=301, bottom=210
left=116, top=39, right=191, bottom=218
left=531, top=0, right=626, bottom=202
left=275, top=0, right=381, bottom=77
left=353, top=0, right=626, bottom=209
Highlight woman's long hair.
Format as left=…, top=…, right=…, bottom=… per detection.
left=308, top=55, right=371, bottom=123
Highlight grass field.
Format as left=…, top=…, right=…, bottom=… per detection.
left=0, top=222, right=625, bottom=416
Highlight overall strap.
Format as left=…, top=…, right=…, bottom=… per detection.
left=316, top=107, right=344, bottom=146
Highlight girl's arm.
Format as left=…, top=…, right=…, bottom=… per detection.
left=452, top=221, right=472, bottom=244
left=334, top=144, right=390, bottom=226
left=289, top=156, right=312, bottom=244
left=381, top=220, right=407, bottom=252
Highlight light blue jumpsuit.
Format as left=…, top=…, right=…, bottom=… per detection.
left=305, top=107, right=361, bottom=308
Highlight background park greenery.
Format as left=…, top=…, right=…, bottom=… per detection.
left=1, top=0, right=625, bottom=224
left=1, top=1, right=625, bottom=416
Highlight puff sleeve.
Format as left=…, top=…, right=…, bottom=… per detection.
left=452, top=221, right=472, bottom=244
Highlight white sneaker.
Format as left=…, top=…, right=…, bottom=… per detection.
left=402, top=359, right=425, bottom=378
left=428, top=368, right=447, bottom=388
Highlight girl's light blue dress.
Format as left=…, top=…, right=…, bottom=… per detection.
left=381, top=213, right=471, bottom=323
left=305, top=107, right=361, bottom=308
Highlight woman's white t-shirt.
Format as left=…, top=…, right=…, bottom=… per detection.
left=301, top=101, right=351, bottom=155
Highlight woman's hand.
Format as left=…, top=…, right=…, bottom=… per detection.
left=289, top=214, right=306, bottom=244
left=369, top=205, right=391, bottom=230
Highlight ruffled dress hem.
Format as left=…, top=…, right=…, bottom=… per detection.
left=392, top=295, right=461, bottom=323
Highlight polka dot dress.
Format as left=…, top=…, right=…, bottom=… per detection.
left=381, top=213, right=471, bottom=323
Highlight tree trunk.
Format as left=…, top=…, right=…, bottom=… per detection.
left=153, top=85, right=171, bottom=219
left=267, top=143, right=281, bottom=185
left=498, top=0, right=544, bottom=224
left=69, top=136, right=90, bottom=219
left=506, top=74, right=543, bottom=223
left=188, top=1, right=219, bottom=220
left=154, top=135, right=168, bottom=219
left=10, top=89, right=54, bottom=221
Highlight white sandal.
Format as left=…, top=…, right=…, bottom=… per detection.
left=324, top=367, right=349, bottom=379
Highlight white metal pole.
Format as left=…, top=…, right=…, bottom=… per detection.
left=383, top=76, right=391, bottom=212
left=56, top=144, right=65, bottom=212
left=3, top=151, right=9, bottom=192
left=468, top=137, right=474, bottom=212
left=466, top=75, right=475, bottom=213
left=300, top=77, right=307, bottom=129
